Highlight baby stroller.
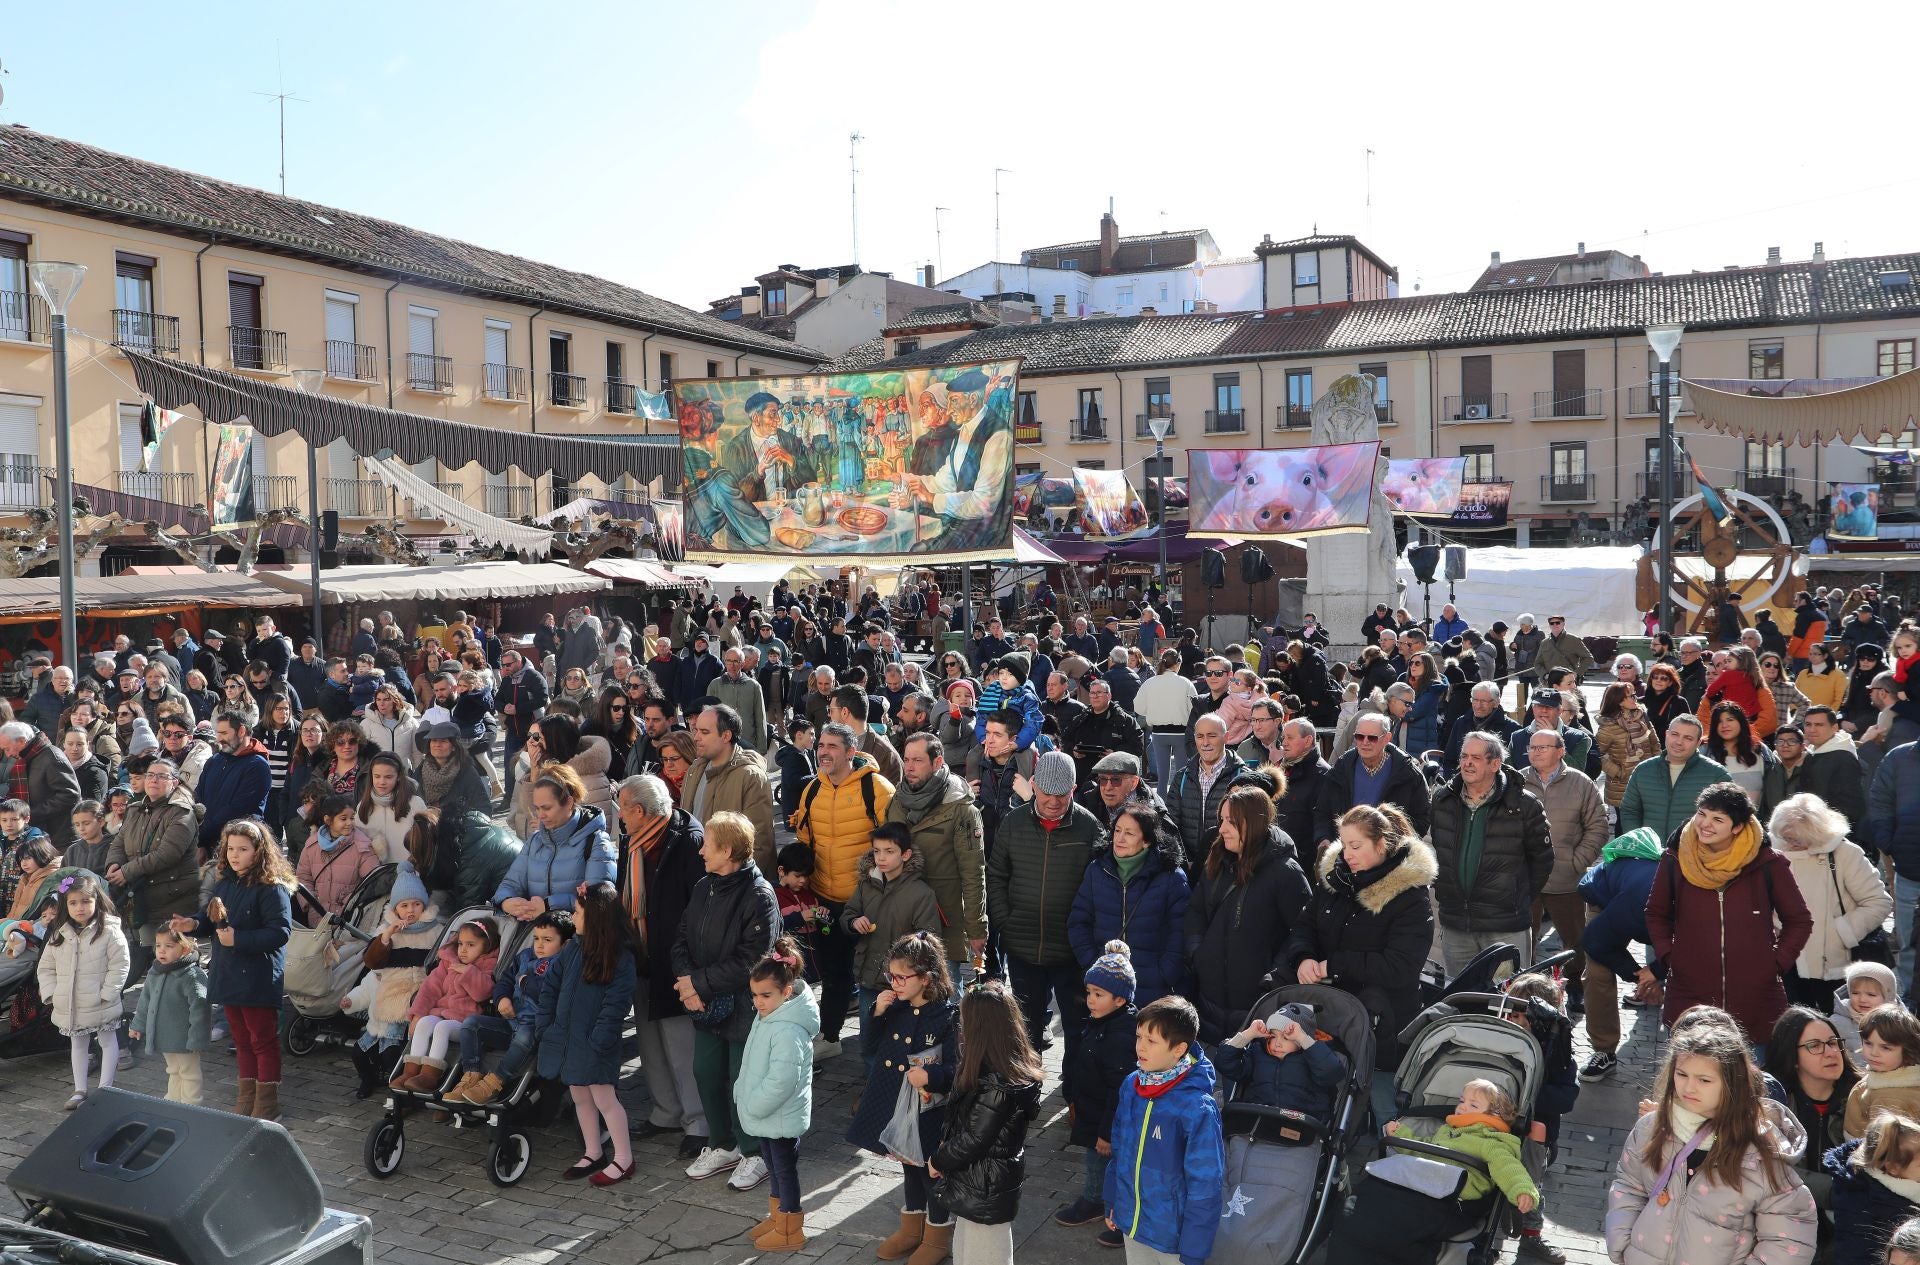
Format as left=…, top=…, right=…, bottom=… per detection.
left=1208, top=983, right=1376, bottom=1265
left=281, top=863, right=397, bottom=1056
left=1373, top=977, right=1549, bottom=1265
left=362, top=908, right=567, bottom=1188
left=1417, top=941, right=1579, bottom=1011
left=0, top=866, right=95, bottom=1059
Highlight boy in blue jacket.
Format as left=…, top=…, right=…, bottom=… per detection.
left=1575, top=827, right=1665, bottom=1082
left=1105, top=994, right=1225, bottom=1265
left=1214, top=1001, right=1343, bottom=1126
left=444, top=909, right=572, bottom=1107
left=974, top=653, right=1046, bottom=751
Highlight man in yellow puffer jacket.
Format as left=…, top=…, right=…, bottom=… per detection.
left=790, top=722, right=894, bottom=1056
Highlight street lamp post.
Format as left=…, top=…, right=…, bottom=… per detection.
left=1149, top=413, right=1171, bottom=611
left=29, top=262, right=87, bottom=675
left=291, top=369, right=326, bottom=650
left=1646, top=323, right=1685, bottom=637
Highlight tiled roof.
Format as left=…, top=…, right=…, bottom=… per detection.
left=884, top=301, right=998, bottom=335
left=825, top=337, right=888, bottom=371
left=0, top=126, right=816, bottom=361
left=1255, top=232, right=1399, bottom=281
left=1471, top=249, right=1646, bottom=291
left=1025, top=228, right=1209, bottom=255
left=857, top=253, right=1920, bottom=375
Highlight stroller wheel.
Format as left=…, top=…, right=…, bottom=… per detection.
left=363, top=1118, right=405, bottom=1177
left=284, top=1016, right=319, bottom=1057
left=487, top=1131, right=532, bottom=1187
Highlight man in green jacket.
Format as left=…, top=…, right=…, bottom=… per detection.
left=882, top=732, right=987, bottom=978
left=1616, top=714, right=1732, bottom=842
left=710, top=648, right=769, bottom=755
left=1531, top=616, right=1595, bottom=681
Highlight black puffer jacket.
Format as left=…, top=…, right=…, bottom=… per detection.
left=1182, top=830, right=1313, bottom=1043
left=1274, top=755, right=1331, bottom=854
left=1286, top=839, right=1438, bottom=1062
left=985, top=801, right=1102, bottom=967
left=1427, top=768, right=1553, bottom=934
left=669, top=859, right=778, bottom=1042
left=1289, top=648, right=1338, bottom=726
left=1313, top=744, right=1432, bottom=844
left=931, top=1074, right=1043, bottom=1226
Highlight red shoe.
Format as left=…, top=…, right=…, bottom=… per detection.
left=588, top=1159, right=634, bottom=1187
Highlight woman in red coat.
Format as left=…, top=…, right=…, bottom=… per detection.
left=1646, top=782, right=1812, bottom=1043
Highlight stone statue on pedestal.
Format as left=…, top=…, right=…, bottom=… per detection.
left=1304, top=373, right=1398, bottom=644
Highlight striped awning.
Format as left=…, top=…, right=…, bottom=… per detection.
left=122, top=349, right=678, bottom=485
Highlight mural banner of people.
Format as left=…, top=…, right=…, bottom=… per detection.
left=1382, top=456, right=1466, bottom=515
left=648, top=500, right=686, bottom=561
left=1188, top=441, right=1381, bottom=539
left=1073, top=467, right=1152, bottom=538
left=209, top=422, right=256, bottom=525
left=672, top=359, right=1020, bottom=563
left=1829, top=482, right=1880, bottom=539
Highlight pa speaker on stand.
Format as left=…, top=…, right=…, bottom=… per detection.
left=1407, top=544, right=1441, bottom=629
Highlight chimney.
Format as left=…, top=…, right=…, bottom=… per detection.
left=920, top=263, right=937, bottom=287
left=1767, top=246, right=1781, bottom=265
left=1099, top=211, right=1119, bottom=274
left=1491, top=250, right=1501, bottom=267
left=1577, top=242, right=1586, bottom=258
left=1051, top=294, right=1068, bottom=319
left=1139, top=305, right=1157, bottom=318
left=738, top=284, right=761, bottom=317
left=1813, top=241, right=1825, bottom=262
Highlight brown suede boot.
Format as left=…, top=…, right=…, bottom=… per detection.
left=876, top=1210, right=925, bottom=1260
left=906, top=1220, right=951, bottom=1265
left=441, top=1072, right=485, bottom=1105
left=389, top=1060, right=420, bottom=1090
left=232, top=1078, right=256, bottom=1117
left=467, top=1072, right=507, bottom=1106
left=252, top=1082, right=281, bottom=1121
left=746, top=1195, right=779, bottom=1241
left=755, top=1209, right=806, bottom=1252
left=402, top=1061, right=445, bottom=1093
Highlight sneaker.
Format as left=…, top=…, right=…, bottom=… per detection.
left=1580, top=1051, right=1617, bottom=1082
left=1518, top=1235, right=1568, bottom=1264
left=812, top=1036, right=842, bottom=1060
left=685, top=1145, right=742, bottom=1180
left=726, top=1154, right=769, bottom=1191
left=1096, top=1226, right=1124, bottom=1249
left=1055, top=1197, right=1105, bottom=1227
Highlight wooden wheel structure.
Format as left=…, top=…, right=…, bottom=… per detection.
left=1637, top=489, right=1799, bottom=636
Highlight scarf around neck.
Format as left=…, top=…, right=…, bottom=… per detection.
left=1678, top=818, right=1763, bottom=891
left=1136, top=1053, right=1195, bottom=1097
left=1668, top=1102, right=1715, bottom=1150
left=893, top=767, right=958, bottom=821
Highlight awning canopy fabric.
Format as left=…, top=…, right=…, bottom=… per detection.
left=0, top=570, right=302, bottom=617
left=1013, top=527, right=1066, bottom=566
left=1035, top=522, right=1274, bottom=565
left=1685, top=369, right=1920, bottom=447
left=366, top=458, right=556, bottom=553
left=122, top=349, right=678, bottom=485
left=584, top=558, right=698, bottom=589
left=250, top=561, right=609, bottom=604
left=72, top=481, right=313, bottom=551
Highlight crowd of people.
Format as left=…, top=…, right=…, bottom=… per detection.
left=5, top=574, right=1920, bottom=1264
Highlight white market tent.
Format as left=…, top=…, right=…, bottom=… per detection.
left=252, top=561, right=609, bottom=605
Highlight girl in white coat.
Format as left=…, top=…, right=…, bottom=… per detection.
left=355, top=754, right=430, bottom=866
left=36, top=871, right=131, bottom=1109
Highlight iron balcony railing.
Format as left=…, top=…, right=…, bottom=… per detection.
left=1635, top=469, right=1689, bottom=500
left=406, top=352, right=453, bottom=392
left=1134, top=410, right=1175, bottom=438
left=407, top=483, right=465, bottom=518
left=229, top=325, right=288, bottom=372
left=549, top=372, right=587, bottom=408
left=326, top=478, right=389, bottom=517
left=0, top=290, right=48, bottom=343
left=606, top=380, right=638, bottom=414
left=1376, top=399, right=1395, bottom=425
left=1541, top=473, right=1597, bottom=503
left=0, top=465, right=52, bottom=509
left=1070, top=416, right=1107, bottom=442
left=1739, top=468, right=1795, bottom=498
left=1532, top=388, right=1603, bottom=419
left=255, top=474, right=299, bottom=511
left=1443, top=392, right=1509, bottom=421
left=1278, top=404, right=1311, bottom=429
left=485, top=484, right=533, bottom=518
left=111, top=309, right=180, bottom=357
left=1205, top=408, right=1246, bottom=434
left=116, top=470, right=196, bottom=504
left=1627, top=383, right=1696, bottom=416
left=483, top=363, right=528, bottom=401
left=326, top=339, right=379, bottom=381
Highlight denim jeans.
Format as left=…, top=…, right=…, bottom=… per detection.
left=1147, top=733, right=1183, bottom=789
left=762, top=1135, right=802, bottom=1213
left=1897, top=873, right=1920, bottom=998
left=814, top=900, right=856, bottom=1042
left=1083, top=1147, right=1109, bottom=1202
left=459, top=1013, right=536, bottom=1080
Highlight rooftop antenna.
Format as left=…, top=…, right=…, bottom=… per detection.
left=994, top=167, right=1012, bottom=293
left=254, top=51, right=306, bottom=197
left=849, top=131, right=864, bottom=264
left=934, top=206, right=951, bottom=285
left=1365, top=147, right=1376, bottom=237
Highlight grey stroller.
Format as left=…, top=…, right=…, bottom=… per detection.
left=1208, top=983, right=1376, bottom=1265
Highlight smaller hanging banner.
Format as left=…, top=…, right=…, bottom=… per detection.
left=140, top=401, right=190, bottom=472
left=1411, top=480, right=1511, bottom=528
left=634, top=390, right=673, bottom=421
left=1382, top=457, right=1467, bottom=515
left=1072, top=468, right=1152, bottom=538
left=649, top=500, right=686, bottom=561
left=1828, top=483, right=1881, bottom=540
left=209, top=423, right=256, bottom=525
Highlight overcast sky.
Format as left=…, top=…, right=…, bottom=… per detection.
left=5, top=1, right=1917, bottom=312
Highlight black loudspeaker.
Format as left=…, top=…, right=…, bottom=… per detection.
left=320, top=510, right=340, bottom=552
left=1201, top=548, right=1227, bottom=590
left=1408, top=545, right=1441, bottom=585
left=9, top=1088, right=324, bottom=1265
left=1443, top=545, right=1468, bottom=582
left=1240, top=547, right=1274, bottom=584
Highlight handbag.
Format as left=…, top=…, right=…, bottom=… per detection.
left=1828, top=854, right=1897, bottom=968
left=1364, top=1151, right=1468, bottom=1200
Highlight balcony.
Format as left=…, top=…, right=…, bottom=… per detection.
left=405, top=352, right=453, bottom=393
left=485, top=484, right=533, bottom=519
left=0, top=289, right=48, bottom=344
left=1635, top=469, right=1689, bottom=500
left=1532, top=388, right=1603, bottom=420
left=483, top=363, right=528, bottom=402
left=550, top=483, right=588, bottom=512
left=229, top=325, right=288, bottom=372
left=1739, top=468, right=1795, bottom=498
left=1069, top=417, right=1107, bottom=442
left=111, top=309, right=180, bottom=357
left=117, top=470, right=196, bottom=504
left=256, top=474, right=299, bottom=512
left=1205, top=408, right=1246, bottom=434
left=1541, top=473, right=1597, bottom=504
left=326, top=339, right=378, bottom=382
left=607, top=380, right=639, bottom=415
left=1134, top=411, right=1176, bottom=438
left=0, top=465, right=52, bottom=509
left=1376, top=399, right=1396, bottom=426
left=1627, top=383, right=1695, bottom=416
left=548, top=372, right=588, bottom=409
left=1443, top=393, right=1509, bottom=422
left=326, top=478, right=389, bottom=517
left=407, top=483, right=465, bottom=518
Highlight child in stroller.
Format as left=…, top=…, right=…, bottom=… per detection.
left=343, top=867, right=445, bottom=1097
left=1216, top=1001, right=1344, bottom=1133
left=442, top=908, right=572, bottom=1107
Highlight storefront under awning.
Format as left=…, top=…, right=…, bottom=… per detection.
left=0, top=570, right=302, bottom=623
left=251, top=561, right=610, bottom=605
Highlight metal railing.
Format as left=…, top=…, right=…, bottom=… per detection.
left=1134, top=411, right=1177, bottom=437
left=1541, top=473, right=1597, bottom=503
left=326, top=478, right=389, bottom=517
left=606, top=380, right=638, bottom=414
left=1443, top=393, right=1508, bottom=421
left=1532, top=388, right=1602, bottom=419
left=1277, top=404, right=1311, bottom=429
left=1070, top=417, right=1107, bottom=442
left=485, top=484, right=533, bottom=518
left=1205, top=408, right=1246, bottom=434
left=1376, top=399, right=1395, bottom=425
left=116, top=470, right=195, bottom=504
left=405, top=352, right=453, bottom=392
left=407, top=483, right=465, bottom=518
left=326, top=339, right=379, bottom=381
left=550, top=483, right=589, bottom=512
left=549, top=372, right=587, bottom=408
left=1739, top=468, right=1795, bottom=497
left=256, top=474, right=299, bottom=511
left=0, top=465, right=51, bottom=509
left=1635, top=470, right=1689, bottom=500
left=1626, top=383, right=1695, bottom=416
left=229, top=325, right=288, bottom=372
left=0, top=290, right=48, bottom=343
left=112, top=309, right=180, bottom=357
left=483, top=363, right=528, bottom=401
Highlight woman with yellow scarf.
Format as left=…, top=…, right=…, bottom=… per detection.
left=1646, top=782, right=1814, bottom=1042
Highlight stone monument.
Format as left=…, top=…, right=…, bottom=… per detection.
left=1304, top=373, right=1397, bottom=646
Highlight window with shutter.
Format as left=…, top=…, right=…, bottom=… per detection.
left=119, top=404, right=144, bottom=472
left=326, top=437, right=359, bottom=484
left=484, top=321, right=510, bottom=366
left=408, top=307, right=436, bottom=356
left=0, top=236, right=31, bottom=343
left=0, top=397, right=42, bottom=499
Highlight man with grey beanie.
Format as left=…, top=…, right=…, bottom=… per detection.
left=986, top=749, right=1102, bottom=1080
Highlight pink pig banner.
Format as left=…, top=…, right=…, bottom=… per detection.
left=1187, top=441, right=1381, bottom=539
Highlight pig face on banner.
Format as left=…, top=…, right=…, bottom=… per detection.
left=1193, top=443, right=1378, bottom=534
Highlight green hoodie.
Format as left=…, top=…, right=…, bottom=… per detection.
left=1422, top=1117, right=1538, bottom=1205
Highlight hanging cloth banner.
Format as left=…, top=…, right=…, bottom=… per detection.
left=209, top=422, right=256, bottom=525
left=1383, top=457, right=1467, bottom=516
left=1828, top=483, right=1881, bottom=540
left=634, top=389, right=673, bottom=421
left=366, top=457, right=558, bottom=553
left=140, top=400, right=190, bottom=472
left=1072, top=467, right=1152, bottom=538
left=1188, top=442, right=1381, bottom=540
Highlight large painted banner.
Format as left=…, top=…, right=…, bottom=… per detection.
left=1382, top=457, right=1467, bottom=516
left=673, top=360, right=1019, bottom=563
left=1829, top=483, right=1880, bottom=539
left=1073, top=468, right=1151, bottom=538
left=209, top=423, right=256, bottom=525
left=1188, top=441, right=1381, bottom=538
